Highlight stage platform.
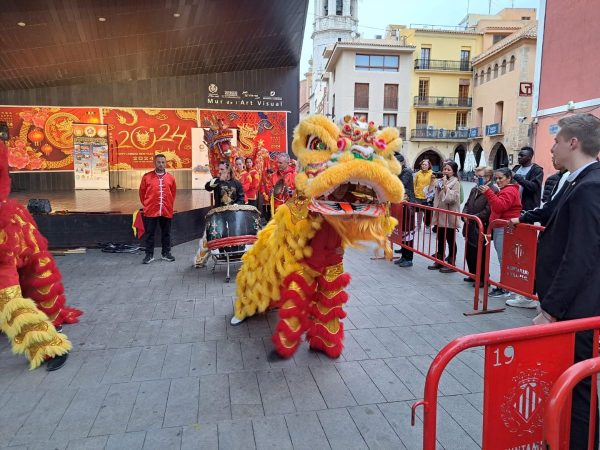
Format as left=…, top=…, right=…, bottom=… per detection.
left=9, top=190, right=213, bottom=249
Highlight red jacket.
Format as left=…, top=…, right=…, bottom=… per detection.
left=139, top=171, right=177, bottom=218
left=266, top=166, right=296, bottom=209
left=484, top=183, right=522, bottom=225
left=240, top=169, right=260, bottom=201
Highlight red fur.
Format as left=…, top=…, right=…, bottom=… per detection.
left=282, top=272, right=317, bottom=293
left=272, top=334, right=301, bottom=358
left=314, top=290, right=349, bottom=308
left=310, top=304, right=347, bottom=322
left=316, top=272, right=351, bottom=291
left=307, top=324, right=345, bottom=359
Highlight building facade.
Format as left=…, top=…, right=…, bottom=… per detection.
left=470, top=23, right=537, bottom=170
left=322, top=38, right=415, bottom=145
left=310, top=0, right=358, bottom=114
left=532, top=0, right=600, bottom=177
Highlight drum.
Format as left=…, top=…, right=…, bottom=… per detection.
left=205, top=204, right=260, bottom=243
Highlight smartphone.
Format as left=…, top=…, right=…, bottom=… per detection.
left=477, top=176, right=484, bottom=186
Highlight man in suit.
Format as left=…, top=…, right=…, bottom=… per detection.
left=512, top=146, right=544, bottom=211
left=533, top=113, right=600, bottom=448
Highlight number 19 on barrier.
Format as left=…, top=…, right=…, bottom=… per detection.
left=492, top=345, right=514, bottom=367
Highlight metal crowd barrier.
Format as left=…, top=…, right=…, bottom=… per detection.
left=411, top=318, right=600, bottom=449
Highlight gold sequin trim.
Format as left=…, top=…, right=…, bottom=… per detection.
left=13, top=322, right=50, bottom=344
left=0, top=286, right=23, bottom=309
left=323, top=263, right=344, bottom=282
left=7, top=308, right=39, bottom=326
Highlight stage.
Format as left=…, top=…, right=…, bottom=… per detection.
left=9, top=190, right=213, bottom=249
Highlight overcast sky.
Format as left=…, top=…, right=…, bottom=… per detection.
left=300, top=0, right=540, bottom=77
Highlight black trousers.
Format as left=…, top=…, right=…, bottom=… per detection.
left=417, top=199, right=432, bottom=226
left=436, top=227, right=457, bottom=264
left=144, top=216, right=172, bottom=256
left=570, top=330, right=600, bottom=449
left=465, top=242, right=487, bottom=281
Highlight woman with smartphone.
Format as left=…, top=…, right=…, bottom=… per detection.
left=462, top=167, right=493, bottom=286
left=428, top=161, right=461, bottom=272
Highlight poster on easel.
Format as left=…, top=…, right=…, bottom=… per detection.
left=73, top=123, right=110, bottom=189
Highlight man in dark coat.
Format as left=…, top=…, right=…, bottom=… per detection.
left=394, top=153, right=416, bottom=267
left=533, top=113, right=600, bottom=449
left=512, top=146, right=544, bottom=211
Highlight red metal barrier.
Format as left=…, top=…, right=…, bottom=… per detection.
left=544, top=356, right=600, bottom=450
left=391, top=201, right=491, bottom=314
left=411, top=317, right=600, bottom=450
left=482, top=219, right=545, bottom=312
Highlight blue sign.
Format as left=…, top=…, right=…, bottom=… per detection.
left=486, top=123, right=501, bottom=136
left=548, top=123, right=559, bottom=135
left=469, top=127, right=479, bottom=138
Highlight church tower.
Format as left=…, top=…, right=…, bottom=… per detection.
left=310, top=0, right=358, bottom=114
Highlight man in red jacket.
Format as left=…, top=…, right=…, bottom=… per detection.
left=139, top=154, right=177, bottom=264
left=265, top=154, right=296, bottom=212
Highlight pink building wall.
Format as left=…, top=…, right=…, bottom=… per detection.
left=538, top=0, right=600, bottom=110
left=533, top=0, right=600, bottom=177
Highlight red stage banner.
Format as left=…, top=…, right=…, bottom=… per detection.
left=500, top=224, right=538, bottom=295
left=0, top=106, right=101, bottom=171
left=483, top=334, right=573, bottom=449
left=198, top=109, right=288, bottom=157
left=102, top=108, right=196, bottom=170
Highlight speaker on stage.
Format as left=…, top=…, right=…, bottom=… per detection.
left=27, top=199, right=52, bottom=214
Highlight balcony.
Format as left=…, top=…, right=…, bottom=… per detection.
left=414, top=96, right=472, bottom=108
left=468, top=127, right=483, bottom=139
left=485, top=123, right=503, bottom=136
left=410, top=128, right=470, bottom=141
left=414, top=59, right=472, bottom=71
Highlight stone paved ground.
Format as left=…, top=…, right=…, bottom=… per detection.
left=0, top=235, right=537, bottom=450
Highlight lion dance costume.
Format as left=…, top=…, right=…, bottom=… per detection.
left=0, top=140, right=80, bottom=369
left=232, top=115, right=405, bottom=358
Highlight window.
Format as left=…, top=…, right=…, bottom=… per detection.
left=480, top=70, right=485, bottom=84
left=323, top=0, right=328, bottom=15
left=420, top=47, right=431, bottom=69
left=474, top=73, right=478, bottom=86
left=522, top=16, right=531, bottom=20
left=398, top=127, right=407, bottom=139
left=355, top=54, right=399, bottom=71
left=493, top=63, right=499, bottom=79
left=336, top=0, right=343, bottom=15
left=384, top=84, right=398, bottom=110
left=458, top=80, right=469, bottom=104
left=354, top=112, right=368, bottom=121
left=354, top=83, right=369, bottom=109
left=383, top=114, right=397, bottom=127
left=494, top=101, right=504, bottom=125
left=416, top=111, right=429, bottom=128
left=476, top=107, right=483, bottom=128
left=501, top=59, right=507, bottom=75
left=493, top=34, right=507, bottom=44
left=509, top=55, right=516, bottom=71
left=456, top=112, right=468, bottom=128
left=460, top=50, right=470, bottom=70
left=418, top=79, right=429, bottom=99
left=486, top=67, right=491, bottom=82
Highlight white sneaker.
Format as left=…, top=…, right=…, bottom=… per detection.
left=230, top=316, right=244, bottom=326
left=506, top=295, right=539, bottom=309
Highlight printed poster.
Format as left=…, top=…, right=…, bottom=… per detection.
left=73, top=124, right=109, bottom=189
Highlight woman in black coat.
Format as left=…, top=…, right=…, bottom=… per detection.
left=462, top=167, right=493, bottom=286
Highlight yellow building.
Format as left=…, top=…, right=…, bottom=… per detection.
left=394, top=25, right=482, bottom=171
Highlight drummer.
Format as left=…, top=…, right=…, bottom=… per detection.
left=205, top=160, right=245, bottom=207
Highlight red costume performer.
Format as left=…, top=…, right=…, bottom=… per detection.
left=265, top=159, right=296, bottom=211
left=0, top=140, right=75, bottom=369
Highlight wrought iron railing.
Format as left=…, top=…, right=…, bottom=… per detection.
left=413, top=96, right=472, bottom=108
left=411, top=128, right=470, bottom=140
left=414, top=59, right=472, bottom=71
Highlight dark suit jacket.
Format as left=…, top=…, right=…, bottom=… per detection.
left=462, top=185, right=491, bottom=246
left=520, top=173, right=568, bottom=226
left=536, top=161, right=600, bottom=320
left=513, top=163, right=544, bottom=211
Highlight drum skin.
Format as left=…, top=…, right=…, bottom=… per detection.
left=205, top=204, right=260, bottom=242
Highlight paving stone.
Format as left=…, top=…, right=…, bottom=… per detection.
left=378, top=401, right=425, bottom=450
left=90, top=382, right=140, bottom=436
left=217, top=339, right=243, bottom=373
left=285, top=411, right=330, bottom=450
left=54, top=385, right=110, bottom=439
left=198, top=373, right=231, bottom=423
left=161, top=342, right=193, bottom=378
left=106, top=431, right=146, bottom=450
left=283, top=367, right=327, bottom=411
left=218, top=419, right=256, bottom=450
left=181, top=423, right=218, bottom=450
left=142, top=426, right=183, bottom=450
left=257, top=369, right=296, bottom=416
left=128, top=379, right=170, bottom=431
left=181, top=318, right=205, bottom=343
left=65, top=435, right=108, bottom=450
left=132, top=345, right=168, bottom=381
left=229, top=371, right=264, bottom=419
left=348, top=329, right=393, bottom=359
left=156, top=318, right=184, bottom=344
left=316, top=408, right=368, bottom=450
left=348, top=404, right=406, bottom=449
left=164, top=377, right=199, bottom=427
left=241, top=338, right=270, bottom=370
left=335, top=361, right=385, bottom=405
left=102, top=347, right=142, bottom=384
left=359, top=359, right=413, bottom=402
left=190, top=341, right=217, bottom=375
left=309, top=364, right=356, bottom=408
left=252, top=415, right=293, bottom=450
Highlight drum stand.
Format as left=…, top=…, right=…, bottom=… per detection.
left=210, top=247, right=247, bottom=283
